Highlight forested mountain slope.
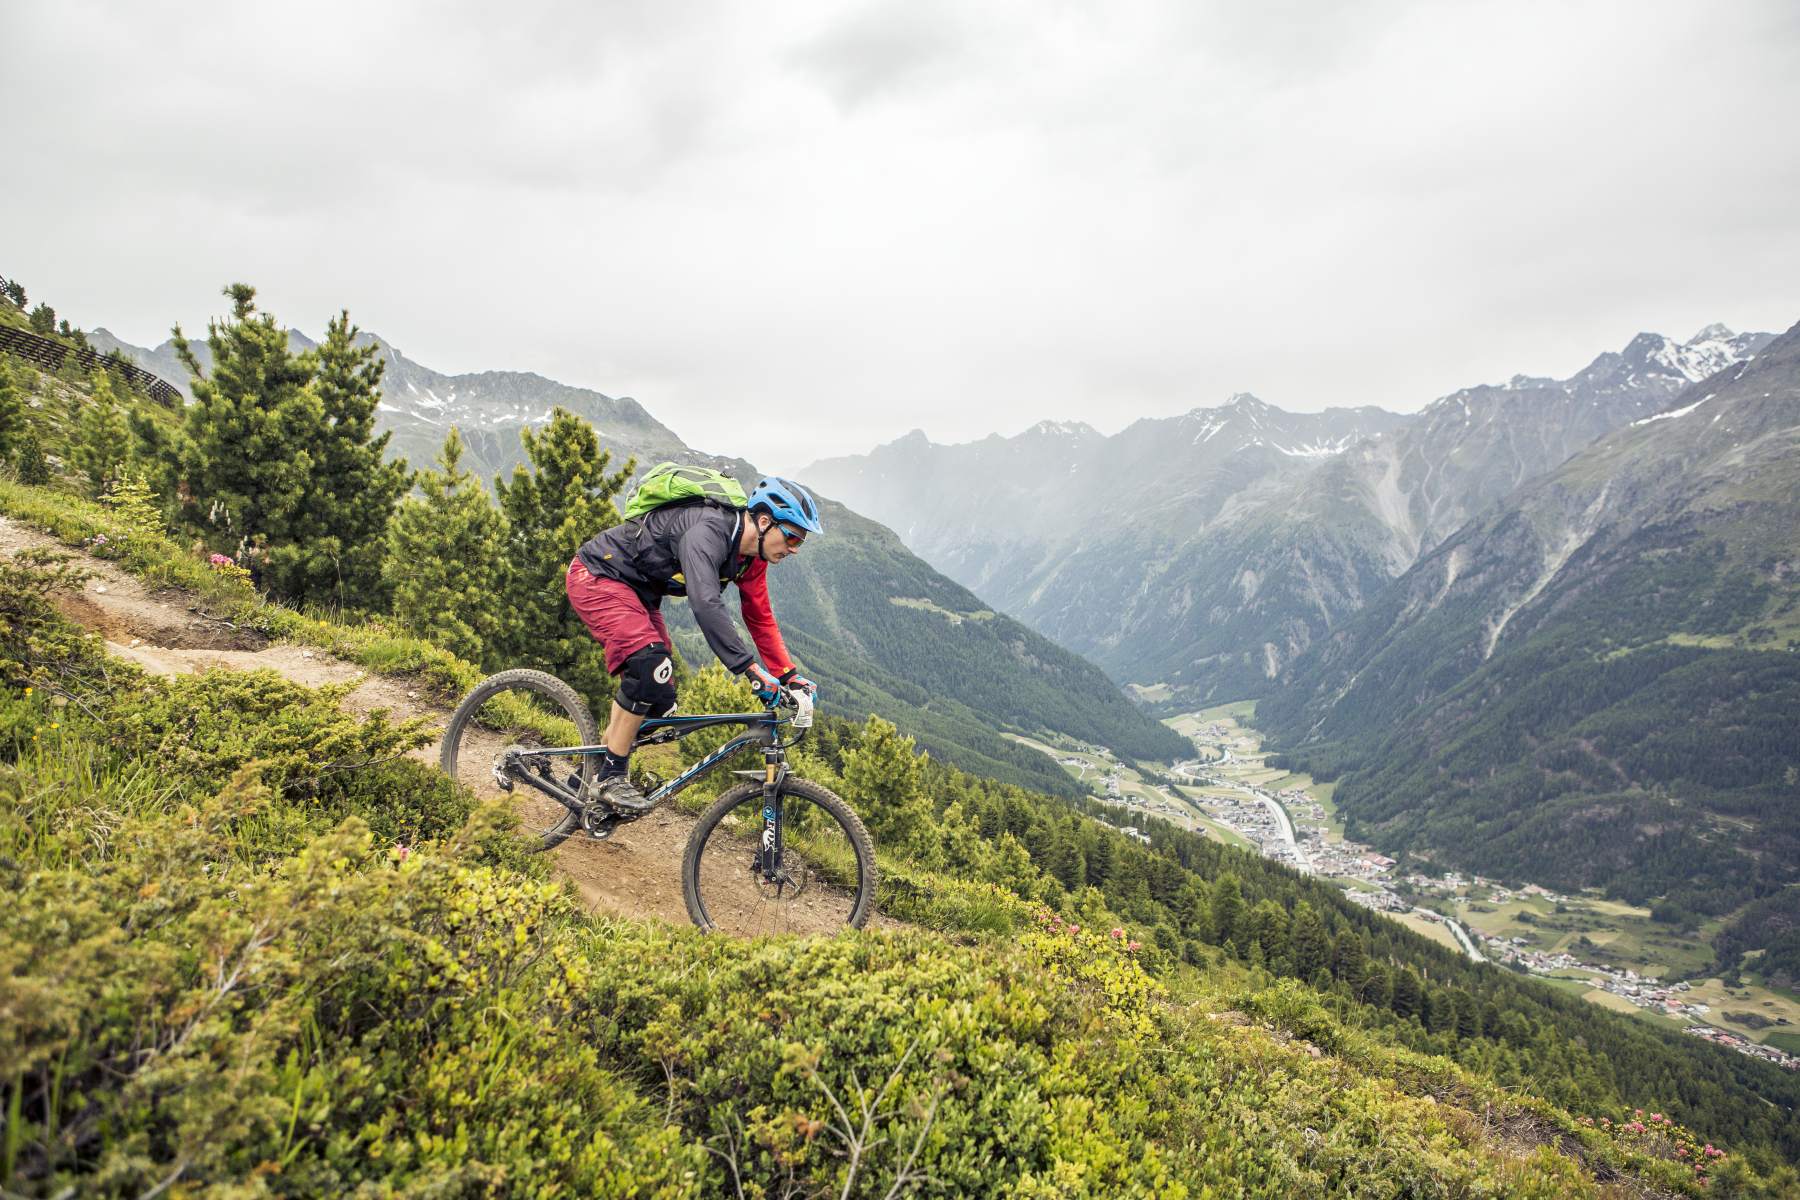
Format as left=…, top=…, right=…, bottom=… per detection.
left=1261, top=319, right=1800, bottom=913
left=808, top=328, right=1769, bottom=701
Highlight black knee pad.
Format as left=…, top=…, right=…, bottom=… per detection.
left=617, top=643, right=677, bottom=716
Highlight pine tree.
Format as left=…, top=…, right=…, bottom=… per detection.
left=100, top=471, right=166, bottom=540
left=1046, top=837, right=1087, bottom=892
left=14, top=424, right=49, bottom=484
left=493, top=408, right=633, bottom=702
left=935, top=801, right=987, bottom=873
left=1210, top=873, right=1244, bottom=948
left=1248, top=899, right=1289, bottom=965
left=151, top=284, right=322, bottom=572
left=1084, top=829, right=1117, bottom=889
left=0, top=361, right=25, bottom=461
left=1289, top=900, right=1332, bottom=981
left=1175, top=882, right=1211, bottom=940
left=1391, top=967, right=1423, bottom=1020
left=384, top=428, right=508, bottom=665
left=978, top=831, right=1039, bottom=899
left=842, top=715, right=936, bottom=859
left=1332, top=929, right=1369, bottom=997
left=264, top=311, right=410, bottom=609
left=68, top=370, right=132, bottom=497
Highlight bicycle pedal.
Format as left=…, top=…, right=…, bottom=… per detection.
left=583, top=811, right=619, bottom=840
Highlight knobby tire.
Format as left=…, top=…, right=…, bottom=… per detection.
left=440, top=668, right=599, bottom=850
left=682, top=778, right=877, bottom=935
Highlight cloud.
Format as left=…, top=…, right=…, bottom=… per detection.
left=786, top=1, right=968, bottom=111
left=3, top=0, right=1797, bottom=472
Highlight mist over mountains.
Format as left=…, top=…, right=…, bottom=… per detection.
left=806, top=325, right=1774, bottom=701
left=806, top=313, right=1799, bottom=922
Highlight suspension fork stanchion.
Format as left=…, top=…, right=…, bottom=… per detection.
left=759, top=739, right=788, bottom=881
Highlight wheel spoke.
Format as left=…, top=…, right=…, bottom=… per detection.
left=685, top=781, right=875, bottom=936
left=439, top=670, right=597, bottom=851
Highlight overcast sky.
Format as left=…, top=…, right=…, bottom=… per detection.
left=5, top=1, right=1797, bottom=472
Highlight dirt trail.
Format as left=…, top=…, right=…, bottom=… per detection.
left=4, top=516, right=889, bottom=935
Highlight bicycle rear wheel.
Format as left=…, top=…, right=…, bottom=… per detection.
left=439, top=668, right=598, bottom=850
left=683, top=778, right=876, bottom=935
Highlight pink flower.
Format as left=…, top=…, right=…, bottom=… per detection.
left=394, top=843, right=411, bottom=861
left=1068, top=924, right=1080, bottom=934
left=1110, top=927, right=1124, bottom=939
left=1649, top=1112, right=1663, bottom=1123
left=1128, top=941, right=1141, bottom=952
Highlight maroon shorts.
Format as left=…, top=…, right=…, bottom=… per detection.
left=566, top=558, right=671, bottom=675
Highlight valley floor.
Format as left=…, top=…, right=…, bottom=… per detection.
left=1014, top=691, right=1800, bottom=1074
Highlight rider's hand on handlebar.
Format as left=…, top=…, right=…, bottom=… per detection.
left=777, top=667, right=816, bottom=697
left=745, top=662, right=782, bottom=707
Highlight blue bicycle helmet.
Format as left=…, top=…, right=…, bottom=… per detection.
left=747, top=477, right=824, bottom=535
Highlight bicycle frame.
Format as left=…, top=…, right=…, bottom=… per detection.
left=507, top=688, right=814, bottom=818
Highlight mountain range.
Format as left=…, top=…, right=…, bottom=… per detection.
left=1260, top=319, right=1800, bottom=911
left=87, top=327, right=694, bottom=484
left=86, top=325, right=1188, bottom=791
left=805, top=325, right=1774, bottom=702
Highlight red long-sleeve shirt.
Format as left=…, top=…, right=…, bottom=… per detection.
left=734, top=557, right=793, bottom=675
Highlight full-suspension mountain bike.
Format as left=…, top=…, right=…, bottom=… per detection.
left=438, top=669, right=876, bottom=935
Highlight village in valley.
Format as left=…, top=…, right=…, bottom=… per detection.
left=1013, top=701, right=1800, bottom=1073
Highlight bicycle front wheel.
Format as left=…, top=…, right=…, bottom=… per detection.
left=439, top=668, right=598, bottom=851
left=682, top=778, right=877, bottom=935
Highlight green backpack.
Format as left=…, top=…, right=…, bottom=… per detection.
left=621, top=462, right=748, bottom=520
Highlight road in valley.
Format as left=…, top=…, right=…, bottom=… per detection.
left=1443, top=917, right=1486, bottom=963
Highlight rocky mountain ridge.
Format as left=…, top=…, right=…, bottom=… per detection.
left=87, top=326, right=693, bottom=483
left=806, top=325, right=1773, bottom=701
left=1258, top=318, right=1800, bottom=906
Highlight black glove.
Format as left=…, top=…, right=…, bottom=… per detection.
left=777, top=667, right=817, bottom=696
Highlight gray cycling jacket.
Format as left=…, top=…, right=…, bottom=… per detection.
left=575, top=503, right=758, bottom=673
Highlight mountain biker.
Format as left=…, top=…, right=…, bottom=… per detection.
left=565, top=475, right=823, bottom=824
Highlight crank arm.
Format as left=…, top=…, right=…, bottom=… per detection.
left=512, top=769, right=585, bottom=814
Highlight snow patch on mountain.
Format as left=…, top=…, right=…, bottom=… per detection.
left=1275, top=437, right=1360, bottom=458
left=1634, top=394, right=1715, bottom=426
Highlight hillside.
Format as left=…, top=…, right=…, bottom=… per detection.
left=4, top=499, right=1799, bottom=1194
left=1260, top=319, right=1800, bottom=913
left=12, top=299, right=1800, bottom=1189
left=81, top=321, right=1185, bottom=787
left=807, top=328, right=1770, bottom=701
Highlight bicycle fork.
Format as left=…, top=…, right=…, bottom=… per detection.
left=758, top=748, right=787, bottom=884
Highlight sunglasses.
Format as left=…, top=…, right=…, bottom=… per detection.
left=776, top=523, right=807, bottom=547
